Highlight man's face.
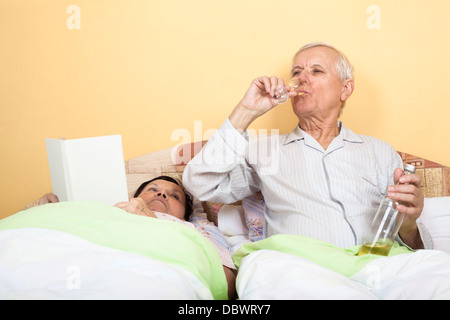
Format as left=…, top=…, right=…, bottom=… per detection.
left=290, top=46, right=352, bottom=120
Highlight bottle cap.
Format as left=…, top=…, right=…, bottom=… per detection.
left=404, top=164, right=416, bottom=173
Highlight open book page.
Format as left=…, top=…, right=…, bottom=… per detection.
left=45, top=135, right=129, bottom=205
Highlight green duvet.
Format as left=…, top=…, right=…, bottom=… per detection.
left=233, top=234, right=413, bottom=277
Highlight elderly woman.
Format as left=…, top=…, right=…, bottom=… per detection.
left=114, top=175, right=193, bottom=221
left=37, top=175, right=236, bottom=299
left=38, top=176, right=192, bottom=221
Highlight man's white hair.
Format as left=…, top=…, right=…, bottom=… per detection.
left=291, top=42, right=354, bottom=82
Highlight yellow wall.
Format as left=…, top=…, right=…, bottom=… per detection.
left=1, top=0, right=450, bottom=218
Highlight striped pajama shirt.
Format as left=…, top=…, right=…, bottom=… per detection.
left=183, top=118, right=432, bottom=249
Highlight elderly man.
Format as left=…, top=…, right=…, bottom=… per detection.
left=183, top=42, right=431, bottom=250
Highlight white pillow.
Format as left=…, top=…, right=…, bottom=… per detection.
left=420, top=197, right=450, bottom=254
left=217, top=205, right=251, bottom=253
left=217, top=193, right=266, bottom=253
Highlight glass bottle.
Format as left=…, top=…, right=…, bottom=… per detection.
left=357, top=164, right=416, bottom=256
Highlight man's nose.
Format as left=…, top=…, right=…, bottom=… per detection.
left=157, top=192, right=167, bottom=199
left=297, top=71, right=309, bottom=84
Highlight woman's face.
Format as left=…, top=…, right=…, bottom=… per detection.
left=137, top=179, right=186, bottom=220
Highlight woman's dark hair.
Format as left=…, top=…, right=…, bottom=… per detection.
left=133, top=175, right=193, bottom=221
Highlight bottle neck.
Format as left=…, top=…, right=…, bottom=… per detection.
left=395, top=169, right=415, bottom=186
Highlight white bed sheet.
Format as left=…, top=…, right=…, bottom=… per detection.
left=236, top=249, right=450, bottom=300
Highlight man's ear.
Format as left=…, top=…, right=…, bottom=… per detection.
left=341, top=79, right=355, bottom=102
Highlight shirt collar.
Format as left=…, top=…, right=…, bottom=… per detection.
left=283, top=121, right=364, bottom=146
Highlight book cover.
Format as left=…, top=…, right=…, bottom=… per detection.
left=45, top=135, right=129, bottom=205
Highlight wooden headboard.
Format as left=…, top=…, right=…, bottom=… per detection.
left=398, top=152, right=450, bottom=198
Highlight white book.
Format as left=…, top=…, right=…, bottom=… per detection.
left=45, top=135, right=129, bottom=205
